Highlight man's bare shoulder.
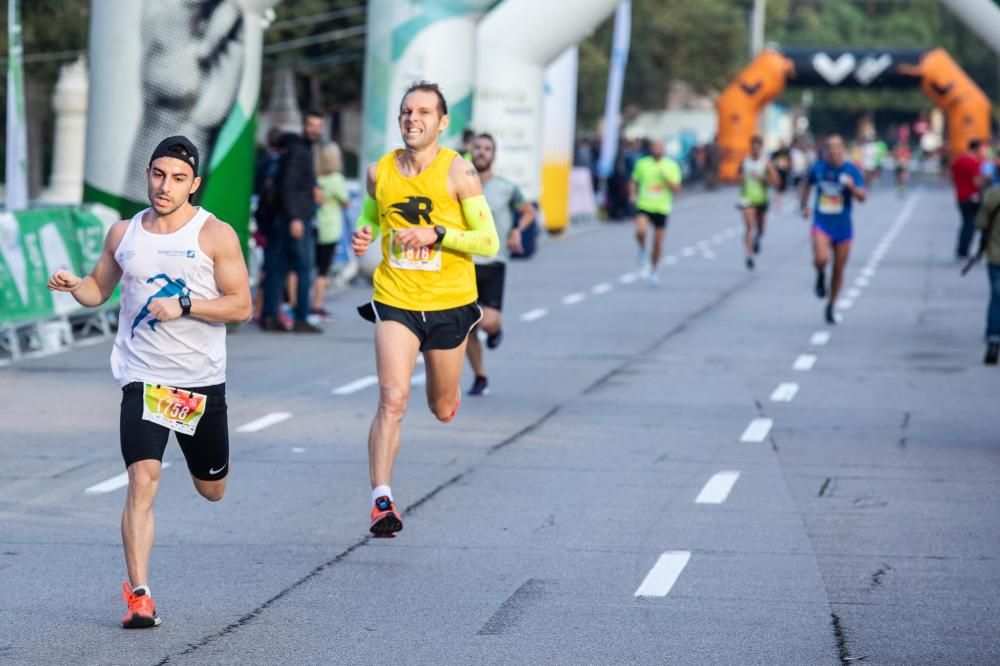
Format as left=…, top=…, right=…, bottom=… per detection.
left=106, top=219, right=131, bottom=247
left=450, top=154, right=479, bottom=180
left=200, top=216, right=241, bottom=252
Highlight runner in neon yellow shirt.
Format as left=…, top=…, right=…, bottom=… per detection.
left=738, top=135, right=779, bottom=270
left=630, top=139, right=682, bottom=285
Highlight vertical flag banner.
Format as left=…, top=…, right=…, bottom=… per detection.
left=596, top=0, right=630, bottom=181
left=5, top=0, right=29, bottom=211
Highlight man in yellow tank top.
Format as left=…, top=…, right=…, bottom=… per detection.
left=352, top=81, right=500, bottom=536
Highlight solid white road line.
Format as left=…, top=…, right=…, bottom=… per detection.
left=592, top=282, right=613, bottom=295
left=236, top=411, right=292, bottom=433
left=333, top=375, right=378, bottom=395
left=810, top=331, right=831, bottom=346
left=740, top=417, right=773, bottom=442
left=563, top=292, right=587, bottom=305
left=793, top=354, right=817, bottom=371
left=770, top=382, right=799, bottom=402
left=634, top=551, right=691, bottom=597
left=619, top=272, right=638, bottom=284
left=520, top=308, right=548, bottom=322
left=695, top=471, right=741, bottom=504
left=86, top=462, right=172, bottom=494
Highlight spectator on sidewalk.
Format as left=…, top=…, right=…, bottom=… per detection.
left=261, top=110, right=324, bottom=333
left=311, top=142, right=349, bottom=319
left=951, top=139, right=988, bottom=260
left=252, top=127, right=283, bottom=321
left=975, top=183, right=1000, bottom=365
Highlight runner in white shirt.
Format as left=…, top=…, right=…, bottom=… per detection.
left=47, top=136, right=251, bottom=629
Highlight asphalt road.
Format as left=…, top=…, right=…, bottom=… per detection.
left=1, top=182, right=998, bottom=665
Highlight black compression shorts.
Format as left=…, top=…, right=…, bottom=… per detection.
left=474, top=262, right=506, bottom=311
left=120, top=382, right=230, bottom=481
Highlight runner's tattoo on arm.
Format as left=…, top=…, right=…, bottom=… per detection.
left=466, top=168, right=480, bottom=179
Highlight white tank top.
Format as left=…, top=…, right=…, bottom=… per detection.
left=110, top=207, right=226, bottom=388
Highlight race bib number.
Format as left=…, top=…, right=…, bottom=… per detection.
left=141, top=384, right=207, bottom=436
left=818, top=194, right=844, bottom=215
left=388, top=229, right=442, bottom=271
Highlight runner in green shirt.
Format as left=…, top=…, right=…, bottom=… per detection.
left=738, top=135, right=779, bottom=270
left=630, top=139, right=682, bottom=285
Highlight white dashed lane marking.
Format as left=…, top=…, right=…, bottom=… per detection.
left=740, top=417, right=773, bottom=443
left=236, top=412, right=292, bottom=433
left=770, top=382, right=799, bottom=402
left=793, top=354, right=817, bottom=371
left=563, top=292, right=587, bottom=305
left=695, top=471, right=741, bottom=504
left=634, top=551, right=691, bottom=597
left=520, top=308, right=548, bottom=322
left=333, top=375, right=379, bottom=395
left=810, top=331, right=831, bottom=346
left=86, top=462, right=172, bottom=494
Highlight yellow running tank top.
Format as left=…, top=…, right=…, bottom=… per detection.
left=373, top=147, right=477, bottom=311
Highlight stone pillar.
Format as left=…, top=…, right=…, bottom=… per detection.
left=40, top=57, right=88, bottom=204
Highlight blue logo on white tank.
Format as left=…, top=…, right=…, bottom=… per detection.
left=130, top=274, right=190, bottom=338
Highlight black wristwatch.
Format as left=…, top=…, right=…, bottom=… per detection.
left=178, top=294, right=192, bottom=316
left=433, top=225, right=447, bottom=244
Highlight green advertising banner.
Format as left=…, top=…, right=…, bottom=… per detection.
left=0, top=206, right=117, bottom=326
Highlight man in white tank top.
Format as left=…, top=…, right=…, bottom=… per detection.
left=47, top=136, right=251, bottom=629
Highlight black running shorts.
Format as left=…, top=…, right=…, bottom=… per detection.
left=637, top=209, right=668, bottom=229
left=358, top=301, right=482, bottom=351
left=120, top=382, right=230, bottom=481
left=474, top=262, right=506, bottom=311
left=315, top=241, right=336, bottom=276
left=741, top=202, right=769, bottom=214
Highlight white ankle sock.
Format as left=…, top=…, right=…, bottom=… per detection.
left=132, top=584, right=150, bottom=596
left=371, top=485, right=393, bottom=505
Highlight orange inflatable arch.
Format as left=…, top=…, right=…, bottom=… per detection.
left=716, top=47, right=992, bottom=181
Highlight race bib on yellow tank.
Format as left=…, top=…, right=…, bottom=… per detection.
left=388, top=229, right=442, bottom=271
left=818, top=193, right=844, bottom=215
left=141, top=384, right=207, bottom=436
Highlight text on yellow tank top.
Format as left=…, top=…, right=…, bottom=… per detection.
left=373, top=147, right=477, bottom=311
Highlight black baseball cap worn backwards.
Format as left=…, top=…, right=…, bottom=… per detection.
left=149, top=136, right=200, bottom=175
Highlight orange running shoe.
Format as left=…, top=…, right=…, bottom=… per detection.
left=121, top=581, right=161, bottom=629
left=369, top=496, right=403, bottom=537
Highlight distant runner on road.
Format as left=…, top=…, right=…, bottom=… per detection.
left=738, top=135, right=779, bottom=270
left=800, top=134, right=867, bottom=324
left=630, top=139, right=682, bottom=285
left=465, top=132, right=536, bottom=397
